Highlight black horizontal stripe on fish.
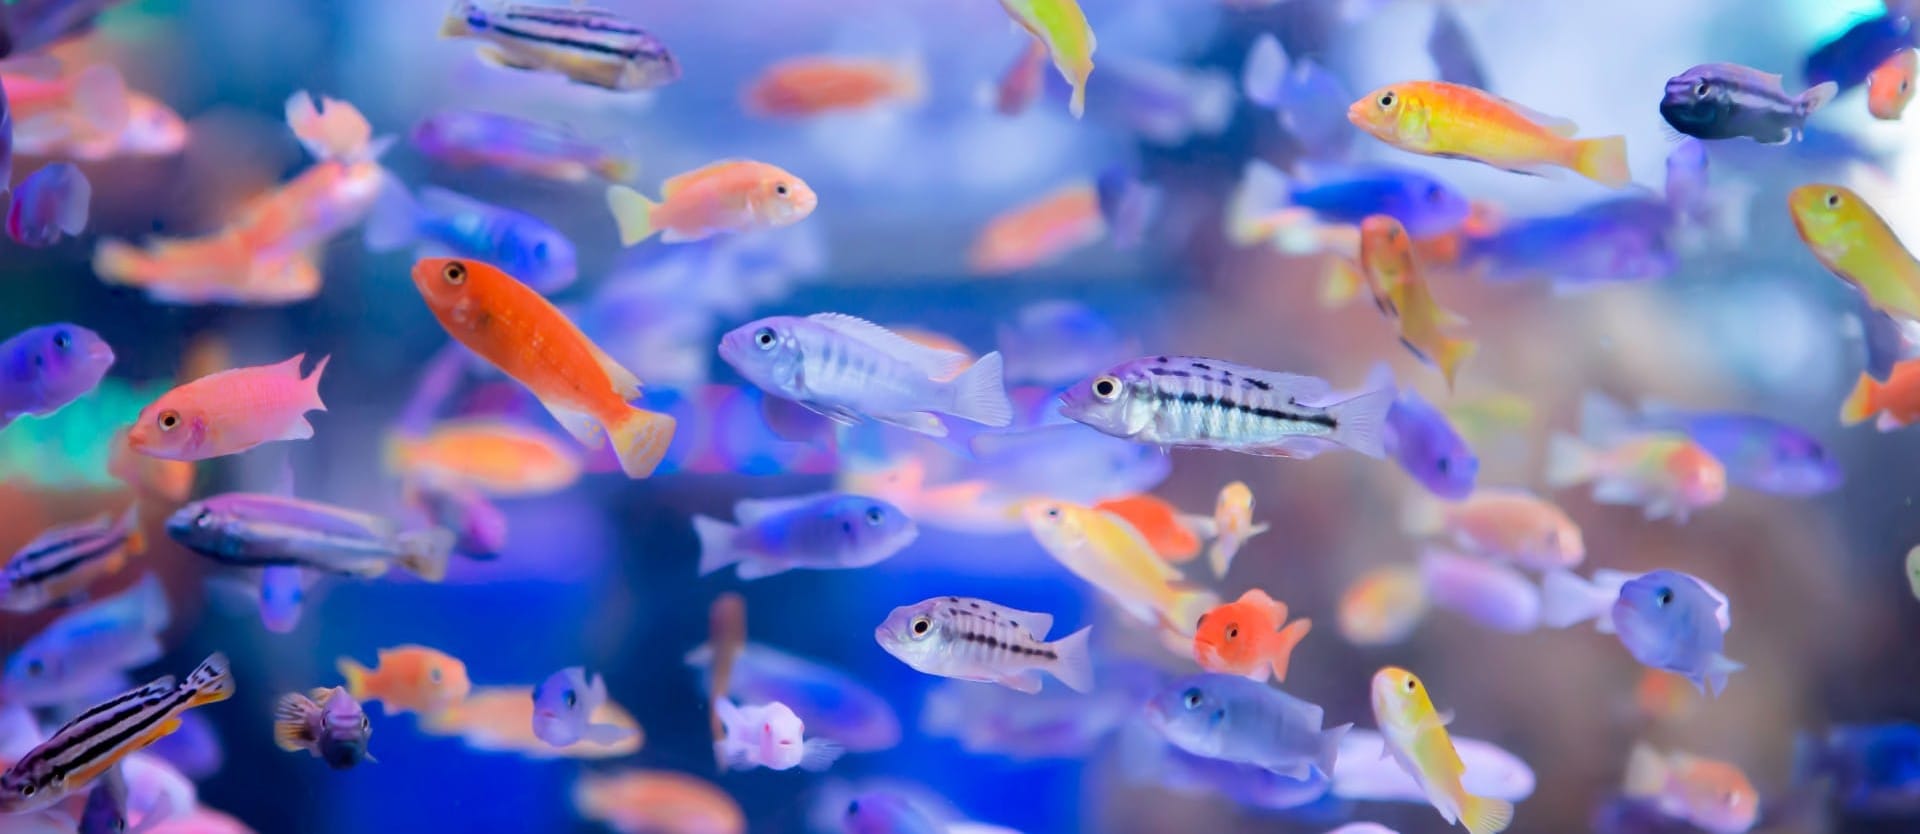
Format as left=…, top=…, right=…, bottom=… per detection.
left=953, top=629, right=1056, bottom=659
left=53, top=688, right=194, bottom=778
left=27, top=686, right=177, bottom=775
left=484, top=22, right=658, bottom=60
left=14, top=536, right=121, bottom=586
left=503, top=7, right=651, bottom=36
left=1154, top=389, right=1337, bottom=428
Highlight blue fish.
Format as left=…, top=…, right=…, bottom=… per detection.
left=1467, top=198, right=1676, bottom=290
left=921, top=661, right=1159, bottom=760
left=0, top=324, right=115, bottom=430
left=1146, top=673, right=1351, bottom=779
left=684, top=640, right=900, bottom=752
left=366, top=180, right=577, bottom=294
left=997, top=301, right=1136, bottom=386
left=1096, top=166, right=1162, bottom=251
left=1804, top=13, right=1917, bottom=93
left=6, top=162, right=89, bottom=247
left=1244, top=34, right=1356, bottom=160
left=1793, top=723, right=1920, bottom=815
left=1237, top=159, right=1471, bottom=239
left=1632, top=405, right=1840, bottom=496
left=841, top=790, right=944, bottom=834
left=1374, top=366, right=1478, bottom=500
left=1610, top=570, right=1742, bottom=697
left=1, top=575, right=169, bottom=707
left=691, top=493, right=917, bottom=579
left=1069, top=56, right=1235, bottom=146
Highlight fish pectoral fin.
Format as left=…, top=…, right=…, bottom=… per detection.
left=476, top=46, right=539, bottom=71
left=800, top=401, right=864, bottom=427
left=999, top=671, right=1043, bottom=694
left=537, top=397, right=604, bottom=447
left=1268, top=760, right=1312, bottom=780
left=871, top=411, right=948, bottom=438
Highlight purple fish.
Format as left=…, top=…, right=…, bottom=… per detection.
left=997, top=301, right=1136, bottom=386
left=0, top=324, right=114, bottom=429
left=1613, top=570, right=1742, bottom=697
left=1613, top=396, right=1841, bottom=497
left=1096, top=166, right=1161, bottom=251
left=691, top=493, right=917, bottom=579
left=1071, top=56, right=1235, bottom=146
left=1467, top=198, right=1676, bottom=290
left=7, top=163, right=89, bottom=247
left=1805, top=13, right=1917, bottom=93
left=407, top=479, right=507, bottom=560
left=1420, top=548, right=1540, bottom=633
left=1121, top=723, right=1334, bottom=811
left=1427, top=5, right=1488, bottom=90
left=1243, top=34, right=1356, bottom=160
left=273, top=686, right=374, bottom=769
left=1661, top=63, right=1837, bottom=144
left=1372, top=366, right=1478, bottom=499
left=409, top=109, right=632, bottom=182
left=531, top=666, right=634, bottom=747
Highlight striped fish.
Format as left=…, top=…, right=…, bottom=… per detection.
left=874, top=596, right=1092, bottom=694
left=441, top=0, right=680, bottom=92
left=0, top=653, right=233, bottom=813
left=1060, top=355, right=1392, bottom=460
left=0, top=505, right=145, bottom=613
left=163, top=493, right=453, bottom=582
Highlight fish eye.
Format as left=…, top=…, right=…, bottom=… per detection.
left=1426, top=184, right=1447, bottom=202
left=19, top=784, right=33, bottom=797
left=158, top=410, right=181, bottom=431
left=1436, top=457, right=1451, bottom=474
left=1404, top=678, right=1418, bottom=692
left=1181, top=688, right=1203, bottom=709
left=774, top=183, right=790, bottom=196
left=1377, top=91, right=1396, bottom=108
left=1824, top=191, right=1842, bottom=209
left=532, top=242, right=549, bottom=260
left=779, top=738, right=795, bottom=745
left=846, top=800, right=861, bottom=816
left=51, top=331, right=70, bottom=349
left=1693, top=81, right=1710, bottom=97
left=1655, top=588, right=1674, bottom=606
left=563, top=689, right=577, bottom=708
left=194, top=509, right=215, bottom=528
left=442, top=262, right=468, bottom=285
left=865, top=506, right=885, bottom=525
left=429, top=667, right=443, bottom=683
left=25, top=659, right=43, bottom=677
left=753, top=327, right=777, bottom=349
left=1224, top=625, right=1239, bottom=640
left=910, top=616, right=931, bottom=636
left=1044, top=507, right=1061, bottom=519
left=1091, top=375, right=1121, bottom=402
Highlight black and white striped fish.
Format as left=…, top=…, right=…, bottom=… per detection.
left=1060, top=355, right=1391, bottom=460
left=0, top=653, right=234, bottom=814
left=0, top=505, right=145, bottom=613
left=874, top=596, right=1092, bottom=694
left=441, top=0, right=681, bottom=92
left=1661, top=63, right=1839, bottom=144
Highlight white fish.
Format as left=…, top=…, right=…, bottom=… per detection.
left=713, top=699, right=842, bottom=771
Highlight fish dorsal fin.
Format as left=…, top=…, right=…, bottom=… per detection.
left=1496, top=94, right=1578, bottom=136
left=417, top=186, right=493, bottom=218
left=662, top=159, right=749, bottom=199
left=1237, top=588, right=1286, bottom=621
left=1234, top=366, right=1334, bottom=406
left=733, top=493, right=827, bottom=525
left=1000, top=606, right=1054, bottom=638
left=807, top=313, right=969, bottom=379
left=308, top=686, right=337, bottom=704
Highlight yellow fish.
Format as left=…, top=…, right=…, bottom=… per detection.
left=1371, top=666, right=1515, bottom=834
left=1359, top=214, right=1477, bottom=389
left=1789, top=184, right=1920, bottom=322
left=1023, top=500, right=1218, bottom=630
left=997, top=0, right=1096, bottom=118
left=1347, top=80, right=1628, bottom=187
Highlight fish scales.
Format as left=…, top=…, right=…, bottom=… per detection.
left=939, top=600, right=1057, bottom=671
left=1140, top=358, right=1338, bottom=443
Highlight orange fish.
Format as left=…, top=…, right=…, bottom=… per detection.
left=744, top=56, right=924, bottom=118
left=1339, top=565, right=1430, bottom=647
left=1359, top=214, right=1477, bottom=389
left=604, top=160, right=818, bottom=246
left=2, top=64, right=126, bottom=130
left=385, top=418, right=585, bottom=497
left=1624, top=743, right=1759, bottom=834
left=573, top=770, right=745, bottom=834
left=1842, top=358, right=1920, bottom=430
left=410, top=258, right=676, bottom=479
left=1193, top=589, right=1313, bottom=682
left=1095, top=494, right=1205, bottom=563
left=128, top=354, right=329, bottom=462
left=1869, top=49, right=1916, bottom=121
left=337, top=645, right=473, bottom=717
left=1348, top=80, right=1630, bottom=187
left=970, top=182, right=1106, bottom=274
left=1633, top=670, right=1697, bottom=725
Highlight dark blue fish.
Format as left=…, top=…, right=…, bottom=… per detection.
left=1428, top=5, right=1488, bottom=90
left=1248, top=160, right=1471, bottom=238
left=1805, top=13, right=1917, bottom=93
left=1794, top=723, right=1920, bottom=816
left=1660, top=63, right=1837, bottom=144
left=0, top=324, right=114, bottom=430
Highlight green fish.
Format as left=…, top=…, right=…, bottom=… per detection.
left=997, top=0, right=1096, bottom=118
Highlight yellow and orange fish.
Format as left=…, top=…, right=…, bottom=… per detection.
left=1348, top=80, right=1629, bottom=187
left=1372, top=666, right=1515, bottom=834
left=970, top=182, right=1106, bottom=274
left=1546, top=432, right=1726, bottom=522
left=128, top=354, right=330, bottom=462
left=1095, top=494, right=1205, bottom=564
left=743, top=56, right=924, bottom=118
left=1406, top=488, right=1585, bottom=570
left=420, top=685, right=643, bottom=759
left=605, top=160, right=817, bottom=246
left=1869, top=49, right=1916, bottom=121
left=1623, top=743, right=1758, bottom=834
left=996, top=0, right=1095, bottom=118
left=1339, top=566, right=1428, bottom=646
left=337, top=645, right=473, bottom=717
left=385, top=419, right=585, bottom=497
left=573, top=770, right=745, bottom=834
left=1023, top=500, right=1219, bottom=631
left=1359, top=214, right=1477, bottom=389
left=410, top=258, right=676, bottom=479
left=1842, top=358, right=1920, bottom=430
left=1789, top=184, right=1920, bottom=322
left=2, top=63, right=126, bottom=131
left=1193, top=589, right=1313, bottom=682
left=1205, top=481, right=1269, bottom=578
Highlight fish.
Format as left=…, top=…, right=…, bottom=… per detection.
left=1204, top=481, right=1269, bottom=578
left=1, top=575, right=171, bottom=708
left=605, top=160, right=817, bottom=246
left=718, top=313, right=1012, bottom=437
left=420, top=684, right=642, bottom=759
left=0, top=653, right=232, bottom=814
left=1332, top=727, right=1537, bottom=806
left=1427, top=5, right=1487, bottom=90
left=404, top=479, right=507, bottom=560
left=1023, top=500, right=1220, bottom=630
left=1660, top=63, right=1837, bottom=144
left=920, top=661, right=1158, bottom=760
left=127, top=354, right=328, bottom=461
left=384, top=418, right=584, bottom=496
left=410, top=257, right=676, bottom=478
left=1347, top=80, right=1629, bottom=186
left=1404, top=488, right=1584, bottom=570
left=0, top=505, right=144, bottom=613
left=1339, top=565, right=1429, bottom=647
left=1359, top=215, right=1477, bottom=389
left=705, top=594, right=747, bottom=760
left=1094, top=495, right=1206, bottom=564
left=78, top=771, right=128, bottom=834
left=572, top=770, right=743, bottom=834
left=365, top=181, right=578, bottom=294
left=841, top=789, right=945, bottom=834
left=1789, top=184, right=1920, bottom=322
left=1146, top=673, right=1351, bottom=780
left=1419, top=548, right=1540, bottom=633
left=1078, top=57, right=1235, bottom=146
left=1061, top=355, right=1392, bottom=460
left=1611, top=570, right=1742, bottom=696
left=0, top=324, right=114, bottom=430
left=166, top=493, right=453, bottom=582
left=2, top=63, right=127, bottom=141
left=969, top=182, right=1106, bottom=275
left=1804, top=13, right=1916, bottom=93
left=272, top=686, right=374, bottom=769
left=93, top=236, right=325, bottom=308
left=1793, top=723, right=1920, bottom=815
left=685, top=641, right=900, bottom=752
left=1095, top=166, right=1161, bottom=250
left=1844, top=357, right=1920, bottom=430
left=692, top=493, right=918, bottom=579
left=1232, top=159, right=1473, bottom=239
left=996, top=300, right=1134, bottom=385
left=1623, top=743, right=1759, bottom=834
left=990, top=38, right=1049, bottom=116
left=1379, top=373, right=1479, bottom=501
left=531, top=667, right=637, bottom=748
left=874, top=596, right=1092, bottom=694
left=1910, top=545, right=1920, bottom=600
left=1869, top=49, right=1917, bottom=120
left=1617, top=399, right=1839, bottom=496
left=409, top=109, right=634, bottom=182
left=1124, top=723, right=1335, bottom=812
left=1546, top=395, right=1727, bottom=522
left=713, top=699, right=842, bottom=771
left=6, top=162, right=89, bottom=247
left=1539, top=567, right=1731, bottom=634
left=1632, top=670, right=1699, bottom=726
left=143, top=712, right=222, bottom=781
left=439, top=0, right=680, bottom=91
left=1192, top=589, right=1313, bottom=682
left=336, top=645, right=472, bottom=717
left=1243, top=34, right=1356, bottom=160
left=1371, top=667, right=1515, bottom=834
left=995, top=0, right=1095, bottom=118
left=255, top=566, right=310, bottom=634
left=1464, top=198, right=1676, bottom=290
left=743, top=56, right=924, bottom=118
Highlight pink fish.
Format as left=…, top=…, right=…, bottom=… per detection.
left=128, top=354, right=330, bottom=461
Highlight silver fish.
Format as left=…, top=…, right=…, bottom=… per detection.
left=874, top=596, right=1092, bottom=694
left=440, top=0, right=680, bottom=92
left=1060, top=355, right=1391, bottom=459
left=718, top=313, right=1013, bottom=437
left=0, top=504, right=144, bottom=613
left=165, top=493, right=453, bottom=582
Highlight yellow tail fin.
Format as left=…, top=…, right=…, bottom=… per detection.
left=337, top=658, right=371, bottom=701
left=1841, top=374, right=1879, bottom=426
left=1572, top=135, right=1630, bottom=188
left=608, top=407, right=677, bottom=479
left=1436, top=336, right=1478, bottom=391
left=604, top=185, right=660, bottom=246
left=1267, top=617, right=1312, bottom=682
left=1461, top=793, right=1515, bottom=834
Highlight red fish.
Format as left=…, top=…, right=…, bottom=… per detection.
left=1192, top=588, right=1313, bottom=682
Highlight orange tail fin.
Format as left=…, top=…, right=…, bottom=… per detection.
left=1266, top=617, right=1313, bottom=682
left=1571, top=135, right=1630, bottom=188
left=1841, top=374, right=1879, bottom=426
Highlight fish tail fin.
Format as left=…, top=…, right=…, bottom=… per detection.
left=1069, top=80, right=1087, bottom=119
left=70, top=64, right=131, bottom=136
left=1800, top=81, right=1840, bottom=115
left=607, top=406, right=676, bottom=478
left=1545, top=433, right=1599, bottom=487
left=1841, top=374, right=1880, bottom=425
left=440, top=0, right=478, bottom=37
left=1205, top=538, right=1236, bottom=579
left=364, top=176, right=421, bottom=253
left=1266, top=617, right=1313, bottom=682
left=605, top=185, right=661, bottom=246
left=1539, top=568, right=1608, bottom=629
left=185, top=652, right=235, bottom=706
left=92, top=240, right=149, bottom=286
left=272, top=693, right=316, bottom=752
left=304, top=354, right=331, bottom=413
left=1460, top=794, right=1515, bottom=834
left=395, top=528, right=454, bottom=582
left=121, top=503, right=149, bottom=556
left=799, top=738, right=845, bottom=771
left=285, top=91, right=373, bottom=162
left=1328, top=384, right=1394, bottom=459
left=945, top=351, right=1013, bottom=427
left=1623, top=741, right=1667, bottom=798
left=1048, top=625, right=1095, bottom=693
left=1436, top=335, right=1478, bottom=390
left=1571, top=135, right=1630, bottom=188
left=1320, top=258, right=1365, bottom=307
left=337, top=658, right=371, bottom=702
left=1242, top=34, right=1286, bottom=108
left=1228, top=159, right=1293, bottom=245
left=1318, top=722, right=1352, bottom=778
left=895, top=54, right=928, bottom=105
left=1706, top=653, right=1743, bottom=698
left=692, top=516, right=742, bottom=576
